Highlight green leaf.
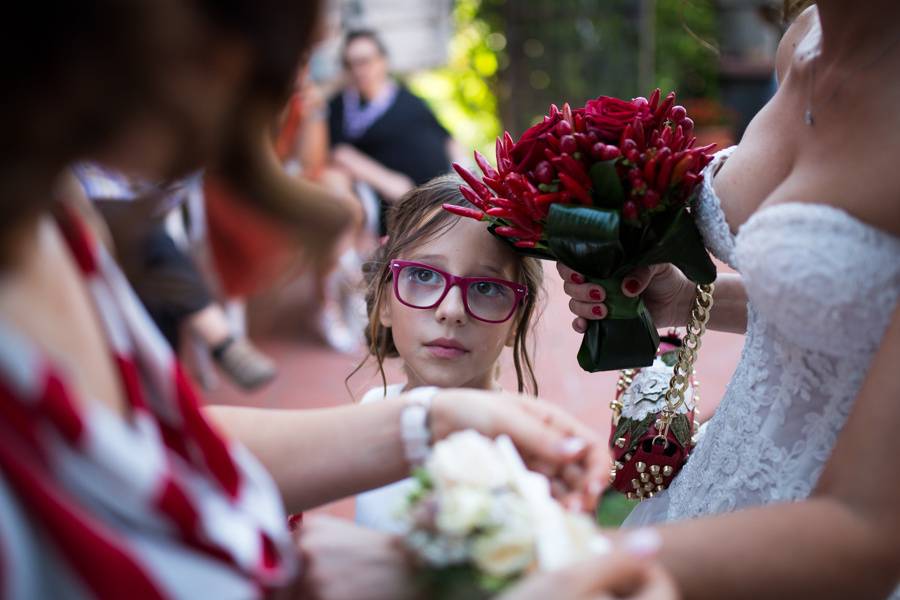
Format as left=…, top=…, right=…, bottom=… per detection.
left=634, top=207, right=716, bottom=284
left=577, top=304, right=659, bottom=372
left=544, top=204, right=624, bottom=279
left=589, top=161, right=626, bottom=209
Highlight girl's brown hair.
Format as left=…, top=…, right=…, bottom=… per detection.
left=351, top=175, right=544, bottom=395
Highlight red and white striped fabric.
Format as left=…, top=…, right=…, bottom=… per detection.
left=0, top=209, right=297, bottom=599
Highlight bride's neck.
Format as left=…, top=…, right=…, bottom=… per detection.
left=815, top=1, right=900, bottom=61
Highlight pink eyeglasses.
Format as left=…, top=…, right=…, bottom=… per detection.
left=390, top=260, right=528, bottom=324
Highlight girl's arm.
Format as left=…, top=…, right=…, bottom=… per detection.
left=650, top=301, right=900, bottom=599
left=206, top=389, right=607, bottom=513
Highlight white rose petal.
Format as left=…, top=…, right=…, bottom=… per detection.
left=435, top=486, right=494, bottom=536
left=471, top=520, right=535, bottom=578
left=427, top=430, right=512, bottom=489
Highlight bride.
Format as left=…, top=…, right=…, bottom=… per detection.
left=558, top=0, right=900, bottom=596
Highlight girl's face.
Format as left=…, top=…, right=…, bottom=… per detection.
left=381, top=217, right=523, bottom=390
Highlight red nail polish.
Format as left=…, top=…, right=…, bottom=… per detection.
left=287, top=513, right=304, bottom=531
left=589, top=288, right=604, bottom=301
left=591, top=305, right=605, bottom=317
left=624, top=279, right=641, bottom=295
left=571, top=273, right=585, bottom=284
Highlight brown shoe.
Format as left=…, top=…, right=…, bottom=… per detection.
left=213, top=337, right=277, bottom=391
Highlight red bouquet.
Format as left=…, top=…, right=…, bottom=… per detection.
left=446, top=90, right=717, bottom=371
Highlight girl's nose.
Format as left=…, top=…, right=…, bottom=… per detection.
left=434, top=285, right=468, bottom=325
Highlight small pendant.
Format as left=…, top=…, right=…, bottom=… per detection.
left=804, top=109, right=814, bottom=126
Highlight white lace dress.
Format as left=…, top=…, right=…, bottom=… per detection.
left=625, top=148, right=900, bottom=542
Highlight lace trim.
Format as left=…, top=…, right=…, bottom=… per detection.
left=692, top=146, right=738, bottom=268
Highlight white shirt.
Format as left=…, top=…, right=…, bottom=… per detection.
left=354, top=383, right=418, bottom=534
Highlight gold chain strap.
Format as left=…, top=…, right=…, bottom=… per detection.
left=654, top=283, right=715, bottom=444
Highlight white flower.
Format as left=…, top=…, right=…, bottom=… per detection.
left=435, top=486, right=494, bottom=536
left=427, top=430, right=512, bottom=489
left=620, top=359, right=694, bottom=422
left=471, top=505, right=535, bottom=578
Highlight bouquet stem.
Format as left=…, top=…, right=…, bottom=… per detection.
left=576, top=276, right=659, bottom=372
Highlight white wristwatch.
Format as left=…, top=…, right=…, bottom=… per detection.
left=401, top=386, right=438, bottom=467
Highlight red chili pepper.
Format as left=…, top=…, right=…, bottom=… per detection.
left=562, top=102, right=574, bottom=127
left=669, top=105, right=687, bottom=123
left=622, top=200, right=639, bottom=221
left=558, top=172, right=592, bottom=206
left=554, top=154, right=591, bottom=187
left=655, top=92, right=676, bottom=121
left=642, top=156, right=658, bottom=188
left=453, top=163, right=493, bottom=202
left=681, top=117, right=694, bottom=137
left=474, top=151, right=499, bottom=179
left=495, top=225, right=536, bottom=239
left=600, top=145, right=621, bottom=161
left=642, top=190, right=661, bottom=210
left=648, top=88, right=661, bottom=113
left=670, top=155, right=694, bottom=186
left=544, top=133, right=561, bottom=152
left=459, top=185, right=490, bottom=211
left=574, top=112, right=585, bottom=133
left=633, top=118, right=646, bottom=149
left=482, top=175, right=505, bottom=195
left=534, top=192, right=563, bottom=206
left=549, top=104, right=560, bottom=118
left=503, top=132, right=515, bottom=153
left=655, top=152, right=678, bottom=192
left=443, top=203, right=485, bottom=221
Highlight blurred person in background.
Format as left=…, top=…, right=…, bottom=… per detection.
left=328, top=29, right=466, bottom=235
left=72, top=163, right=278, bottom=391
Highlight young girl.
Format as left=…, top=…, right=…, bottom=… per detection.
left=353, top=175, right=545, bottom=532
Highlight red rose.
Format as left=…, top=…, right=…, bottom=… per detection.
left=584, top=96, right=653, bottom=143
left=509, top=112, right=563, bottom=172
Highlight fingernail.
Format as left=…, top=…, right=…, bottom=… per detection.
left=622, top=528, right=662, bottom=558
left=589, top=288, right=604, bottom=301
left=570, top=273, right=585, bottom=284
left=624, top=279, right=641, bottom=295
left=591, top=305, right=606, bottom=317
left=558, top=436, right=587, bottom=456
left=287, top=513, right=304, bottom=531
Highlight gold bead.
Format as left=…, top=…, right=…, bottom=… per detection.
left=654, top=476, right=664, bottom=485
left=627, top=492, right=636, bottom=500
left=643, top=482, right=654, bottom=492
left=663, top=465, right=674, bottom=477
left=636, top=462, right=646, bottom=473
left=614, top=461, right=624, bottom=471
left=650, top=465, right=660, bottom=476
left=640, top=472, right=650, bottom=483
left=631, top=478, right=640, bottom=489
left=624, top=453, right=633, bottom=462
left=615, top=437, right=626, bottom=448
left=656, top=484, right=665, bottom=492
left=647, top=492, right=655, bottom=498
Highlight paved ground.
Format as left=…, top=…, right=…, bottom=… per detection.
left=205, top=261, right=745, bottom=519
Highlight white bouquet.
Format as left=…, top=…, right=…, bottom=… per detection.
left=402, top=430, right=610, bottom=597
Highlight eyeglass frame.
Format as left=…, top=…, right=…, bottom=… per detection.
left=389, top=260, right=528, bottom=324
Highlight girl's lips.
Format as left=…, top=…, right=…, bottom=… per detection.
left=424, top=338, right=469, bottom=359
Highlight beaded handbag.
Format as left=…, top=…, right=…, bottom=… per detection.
left=607, top=284, right=714, bottom=500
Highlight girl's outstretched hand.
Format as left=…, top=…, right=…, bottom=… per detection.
left=428, top=388, right=608, bottom=512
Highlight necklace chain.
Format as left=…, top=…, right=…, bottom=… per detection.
left=804, top=34, right=900, bottom=126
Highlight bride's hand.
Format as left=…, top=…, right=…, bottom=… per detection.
left=428, top=389, right=607, bottom=511
left=557, top=263, right=694, bottom=333
left=498, top=554, right=678, bottom=600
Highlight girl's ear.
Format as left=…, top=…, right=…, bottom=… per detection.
left=379, top=295, right=393, bottom=328
left=504, top=320, right=517, bottom=348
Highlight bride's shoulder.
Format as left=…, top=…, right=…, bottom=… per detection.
left=775, top=5, right=819, bottom=85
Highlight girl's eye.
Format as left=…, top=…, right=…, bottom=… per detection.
left=472, top=281, right=507, bottom=297
left=407, top=267, right=441, bottom=285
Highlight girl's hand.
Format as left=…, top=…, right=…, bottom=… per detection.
left=557, top=263, right=694, bottom=334
left=294, top=516, right=417, bottom=600
left=428, top=389, right=607, bottom=512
